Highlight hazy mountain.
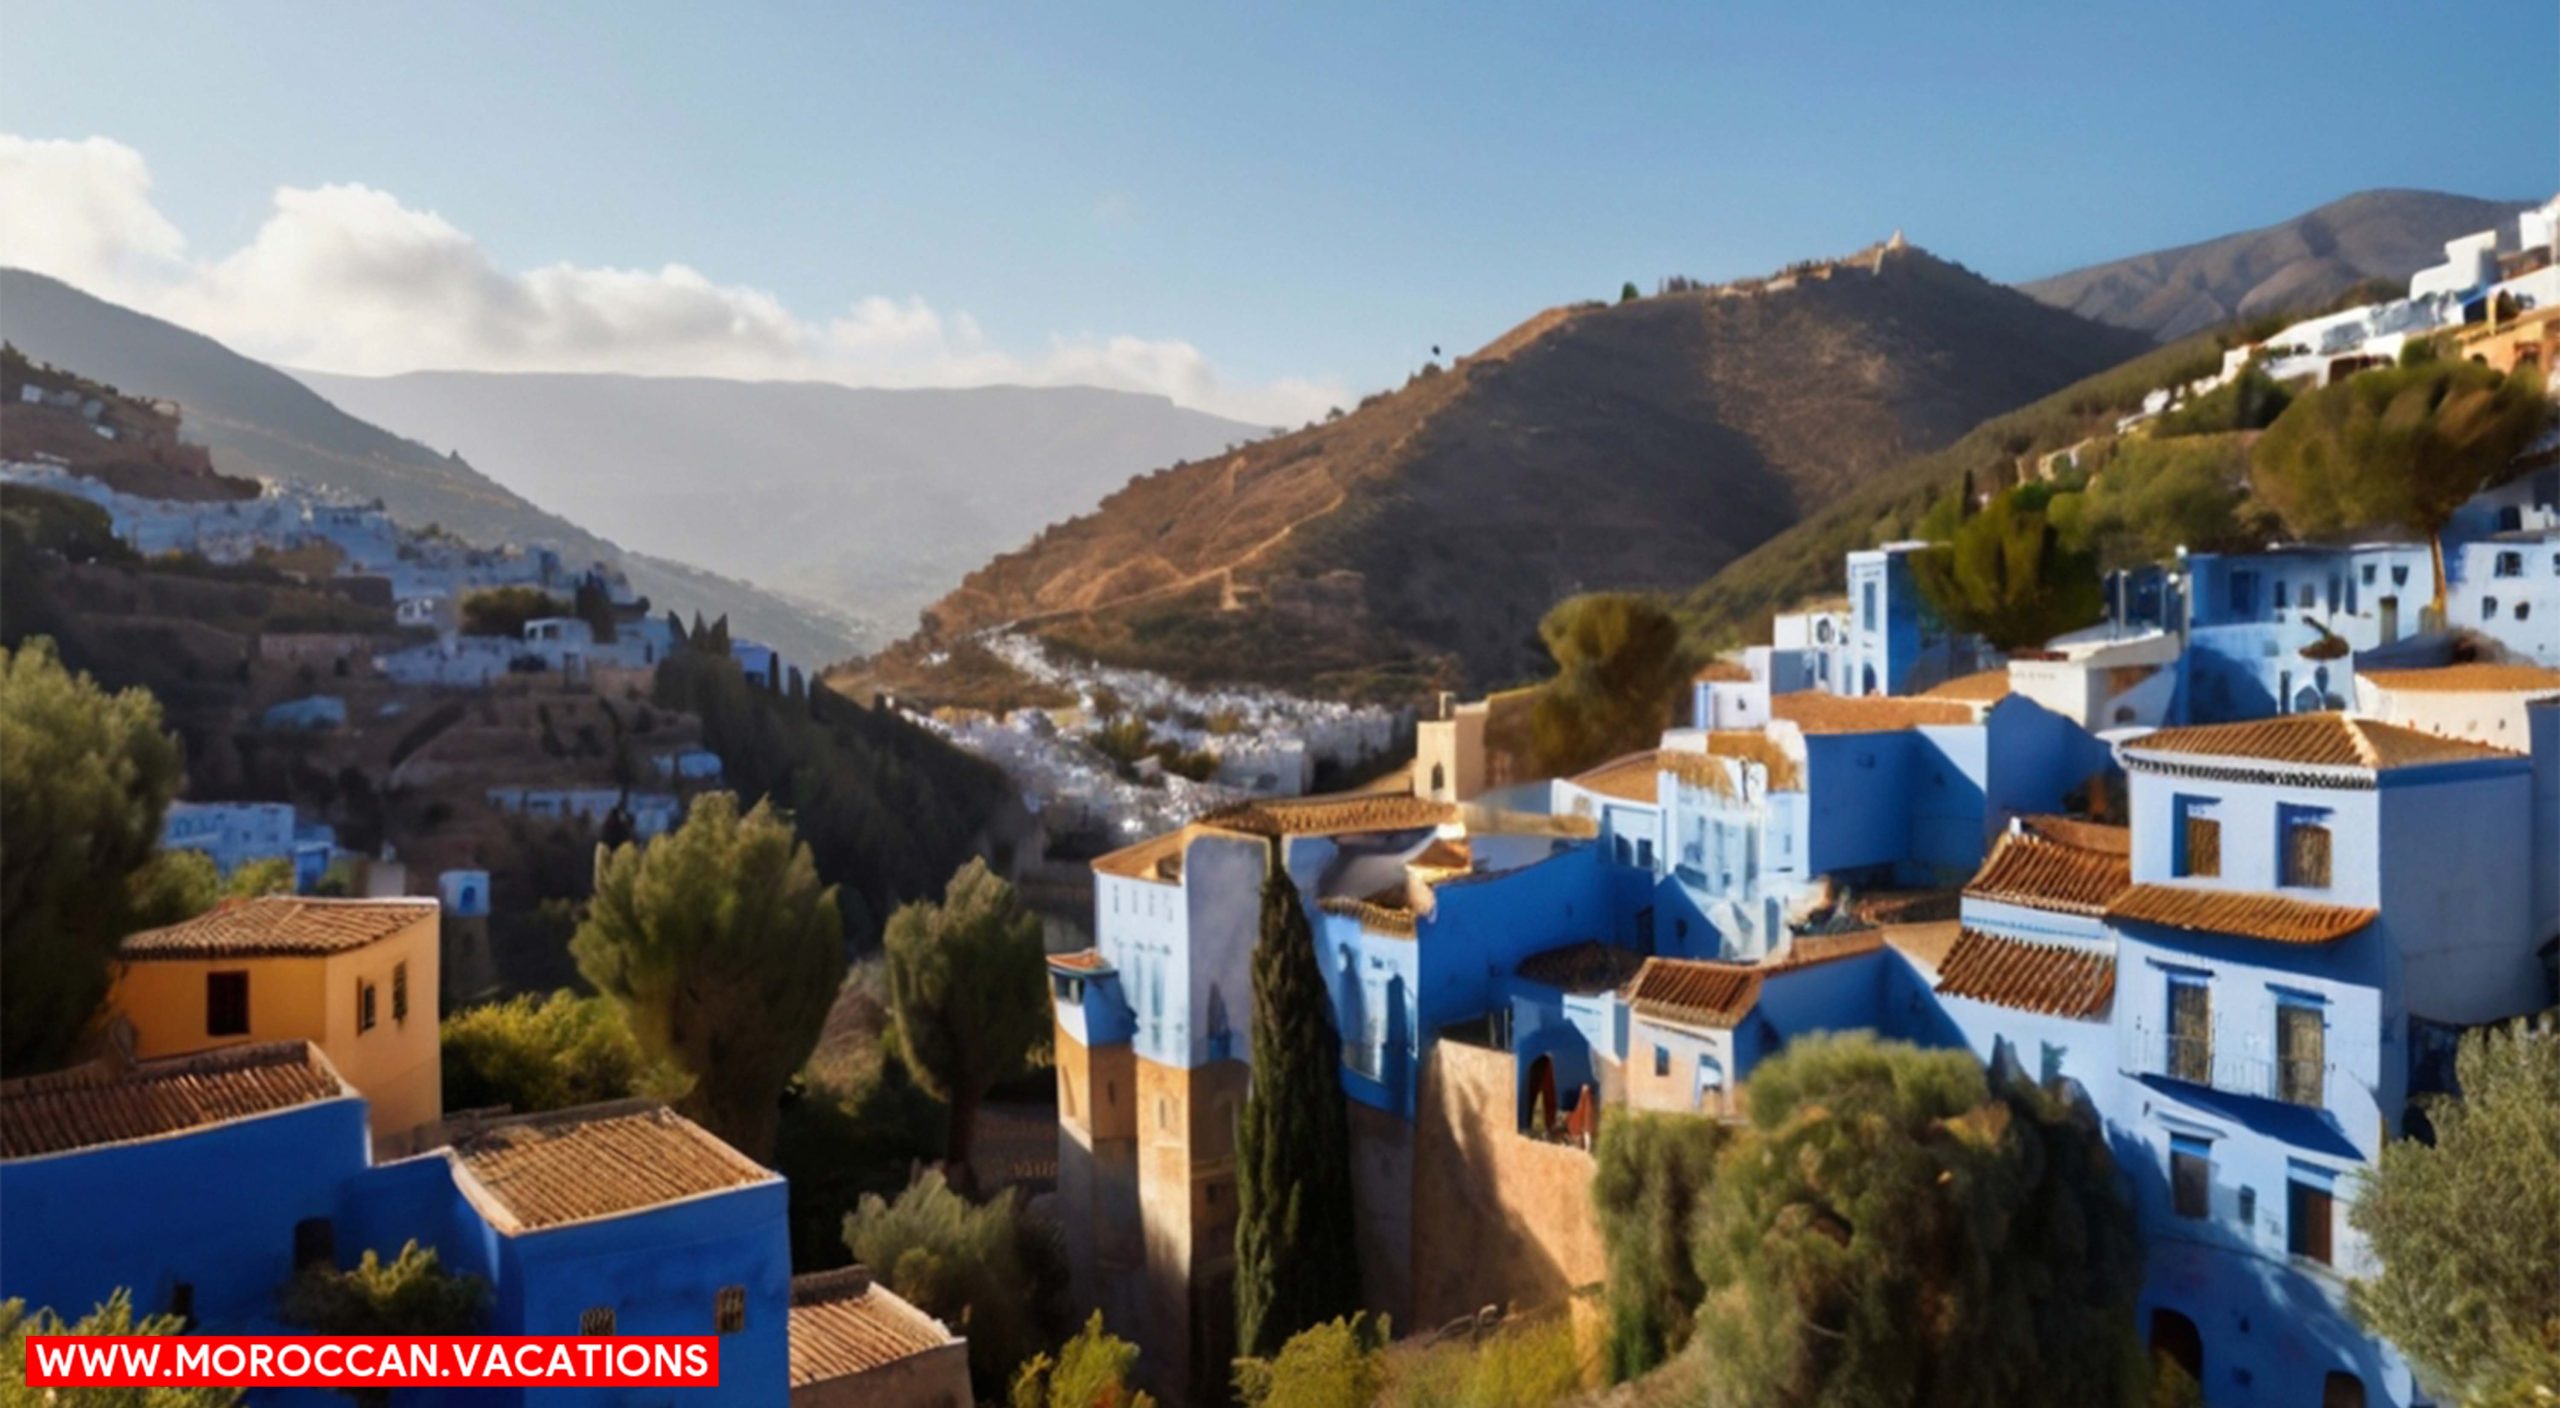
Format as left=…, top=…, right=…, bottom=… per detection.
left=891, top=241, right=2153, bottom=696
left=2020, top=189, right=2532, bottom=341
left=0, top=268, right=865, bottom=666
left=295, top=369, right=1265, bottom=634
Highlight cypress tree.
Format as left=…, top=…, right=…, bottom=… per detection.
left=1234, top=841, right=1363, bottom=1361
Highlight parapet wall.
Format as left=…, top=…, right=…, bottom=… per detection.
left=1409, top=1041, right=1605, bottom=1329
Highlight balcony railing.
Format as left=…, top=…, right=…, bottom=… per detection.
left=2127, top=1020, right=2340, bottom=1110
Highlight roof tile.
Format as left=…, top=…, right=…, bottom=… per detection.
left=2123, top=712, right=2519, bottom=771
left=1199, top=794, right=1454, bottom=838
left=1965, top=828, right=2131, bottom=916
left=1770, top=692, right=1978, bottom=734
left=1935, top=930, right=2115, bottom=1018
left=1625, top=932, right=1885, bottom=1029
left=2359, top=663, right=2560, bottom=695
left=119, top=897, right=437, bottom=961
left=450, top=1102, right=772, bottom=1232
left=2105, top=883, right=2377, bottom=945
left=1, top=1042, right=349, bottom=1159
left=1513, top=940, right=1649, bottom=995
left=1568, top=751, right=1663, bottom=804
left=788, top=1269, right=957, bottom=1388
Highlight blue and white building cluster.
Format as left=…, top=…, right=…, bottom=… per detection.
left=1051, top=469, right=2560, bottom=1403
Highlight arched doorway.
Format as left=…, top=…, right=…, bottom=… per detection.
left=2150, top=1307, right=2203, bottom=1386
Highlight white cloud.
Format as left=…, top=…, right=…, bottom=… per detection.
left=0, top=134, right=1339, bottom=426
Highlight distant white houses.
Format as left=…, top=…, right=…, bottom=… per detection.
left=159, top=802, right=336, bottom=891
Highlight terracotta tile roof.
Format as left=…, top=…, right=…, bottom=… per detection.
left=788, top=1268, right=957, bottom=1389
left=2105, top=884, right=2377, bottom=945
left=2359, top=664, right=2560, bottom=695
left=1625, top=932, right=1884, bottom=1029
left=1513, top=940, right=1649, bottom=995
left=1625, top=958, right=1763, bottom=1029
left=1568, top=751, right=1663, bottom=804
left=1090, top=829, right=1187, bottom=882
left=1047, top=949, right=1112, bottom=973
left=1694, top=658, right=1753, bottom=684
left=2, top=1041, right=349, bottom=1159
left=118, top=897, right=437, bottom=961
left=2014, top=814, right=2132, bottom=855
left=1200, top=794, right=1454, bottom=837
left=450, top=1102, right=773, bottom=1232
left=1662, top=734, right=1806, bottom=796
left=1935, top=930, right=2116, bottom=1018
left=2122, top=712, right=2521, bottom=772
left=1770, top=692, right=1976, bottom=734
left=1965, top=829, right=2131, bottom=916
left=1922, top=669, right=2013, bottom=702
left=1316, top=894, right=1417, bottom=937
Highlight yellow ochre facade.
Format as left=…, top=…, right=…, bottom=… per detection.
left=109, top=897, right=443, bottom=1153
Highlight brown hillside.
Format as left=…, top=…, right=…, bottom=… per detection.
left=903, top=242, right=2152, bottom=697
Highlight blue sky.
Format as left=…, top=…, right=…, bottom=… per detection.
left=3, top=1, right=2552, bottom=421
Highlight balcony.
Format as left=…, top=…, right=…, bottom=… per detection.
left=2128, top=1020, right=2333, bottom=1110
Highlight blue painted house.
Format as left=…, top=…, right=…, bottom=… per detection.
left=1841, top=542, right=1981, bottom=696
left=1, top=1045, right=802, bottom=1407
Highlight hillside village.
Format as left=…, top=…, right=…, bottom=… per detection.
left=1039, top=197, right=2560, bottom=1407
left=0, top=181, right=2556, bottom=1408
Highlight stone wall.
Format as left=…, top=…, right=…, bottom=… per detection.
left=1410, top=1041, right=1606, bottom=1329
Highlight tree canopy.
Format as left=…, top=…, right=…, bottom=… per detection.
left=1592, top=1113, right=1731, bottom=1381
left=2349, top=1018, right=2560, bottom=1404
left=1910, top=483, right=2105, bottom=651
left=843, top=1169, right=1068, bottom=1399
left=2251, top=360, right=2549, bottom=604
left=439, top=990, right=659, bottom=1115
left=881, top=857, right=1050, bottom=1179
left=1235, top=845, right=1364, bottom=1362
left=1010, top=1312, right=1158, bottom=1408
left=1683, top=1034, right=2145, bottom=1407
left=458, top=585, right=569, bottom=638
left=0, top=638, right=187, bottom=1073
left=1527, top=594, right=1694, bottom=778
left=573, top=792, right=845, bottom=1159
left=1, top=1290, right=240, bottom=1408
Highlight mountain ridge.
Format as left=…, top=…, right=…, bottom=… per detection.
left=293, top=367, right=1265, bottom=635
left=887, top=240, right=2154, bottom=697
left=0, top=268, right=866, bottom=665
left=2019, top=188, right=2531, bottom=340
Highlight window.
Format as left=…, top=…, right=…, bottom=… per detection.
left=2175, top=798, right=2220, bottom=879
left=2170, top=1135, right=2212, bottom=1219
left=206, top=971, right=250, bottom=1037
left=2283, top=811, right=2333, bottom=889
left=2483, top=597, right=2499, bottom=621
left=2237, top=1185, right=2256, bottom=1230
left=293, top=1217, right=335, bottom=1270
left=2289, top=1178, right=2335, bottom=1264
left=2392, top=564, right=2409, bottom=587
left=715, top=1286, right=745, bottom=1334
left=2166, top=976, right=2212, bottom=1084
left=2228, top=571, right=2258, bottom=616
left=2273, top=579, right=2289, bottom=609
left=357, top=979, right=378, bottom=1033
left=2496, top=550, right=2525, bottom=578
left=2323, top=1371, right=2367, bottom=1408
left=392, top=962, right=410, bottom=1024
left=2359, top=564, right=2376, bottom=586
left=1861, top=582, right=1877, bottom=626
left=1653, top=1045, right=1671, bottom=1077
left=580, top=1307, right=616, bottom=1336
left=2278, top=1000, right=2326, bottom=1107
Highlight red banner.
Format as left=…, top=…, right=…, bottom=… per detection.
left=24, top=1336, right=720, bottom=1388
